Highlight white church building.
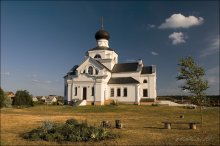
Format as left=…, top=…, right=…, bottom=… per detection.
left=64, top=27, right=157, bottom=105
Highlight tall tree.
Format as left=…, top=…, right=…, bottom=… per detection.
left=177, top=56, right=209, bottom=130
left=0, top=87, right=6, bottom=108
left=176, top=56, right=209, bottom=106
left=13, top=90, right=33, bottom=107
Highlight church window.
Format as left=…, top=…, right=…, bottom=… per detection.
left=117, top=88, right=121, bottom=97
left=75, top=87, right=77, bottom=96
left=143, top=89, right=148, bottom=97
left=110, top=88, right=114, bottom=97
left=95, top=69, right=99, bottom=75
left=94, top=54, right=101, bottom=59
left=123, top=88, right=127, bottom=97
left=92, top=87, right=94, bottom=96
left=143, top=79, right=147, bottom=83
left=88, top=66, right=93, bottom=75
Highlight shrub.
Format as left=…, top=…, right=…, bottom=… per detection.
left=4, top=97, right=12, bottom=108
left=42, top=120, right=54, bottom=133
left=0, top=87, right=5, bottom=108
left=65, top=118, right=78, bottom=125
left=110, top=99, right=119, bottom=106
left=140, top=98, right=155, bottom=102
left=22, top=118, right=118, bottom=142
left=151, top=103, right=159, bottom=106
left=13, top=90, right=33, bottom=107
left=33, top=100, right=44, bottom=105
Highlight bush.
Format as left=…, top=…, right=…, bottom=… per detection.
left=4, top=98, right=12, bottom=107
left=13, top=90, right=33, bottom=107
left=22, top=118, right=118, bottom=142
left=65, top=118, right=78, bottom=125
left=0, top=87, right=5, bottom=108
left=110, top=99, right=119, bottom=106
left=140, top=98, right=155, bottom=102
left=33, top=100, right=44, bottom=105
left=151, top=103, right=159, bottom=106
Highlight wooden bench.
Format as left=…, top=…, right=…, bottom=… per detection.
left=162, top=121, right=200, bottom=130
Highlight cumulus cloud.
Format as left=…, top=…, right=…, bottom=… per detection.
left=159, top=13, right=204, bottom=29
left=1, top=72, right=10, bottom=76
left=169, top=32, right=187, bottom=45
left=200, top=35, right=219, bottom=57
left=151, top=51, right=159, bottom=55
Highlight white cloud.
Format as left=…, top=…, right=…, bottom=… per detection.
left=148, top=24, right=155, bottom=28
left=32, top=79, right=52, bottom=84
left=32, top=79, right=40, bottom=83
left=169, top=32, right=187, bottom=45
left=159, top=13, right=204, bottom=29
left=1, top=72, right=10, bottom=76
left=45, top=81, right=52, bottom=84
left=200, top=35, right=219, bottom=57
left=151, top=51, right=159, bottom=56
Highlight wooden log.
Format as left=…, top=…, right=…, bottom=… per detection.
left=189, top=123, right=197, bottom=130
left=101, top=121, right=109, bottom=128
left=180, top=115, right=184, bottom=118
left=164, top=123, right=171, bottom=129
left=115, top=120, right=122, bottom=129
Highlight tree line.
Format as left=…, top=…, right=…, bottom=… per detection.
left=0, top=88, right=33, bottom=108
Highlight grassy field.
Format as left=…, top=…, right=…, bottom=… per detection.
left=0, top=104, right=219, bottom=145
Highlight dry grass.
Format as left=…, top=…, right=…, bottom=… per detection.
left=0, top=105, right=219, bottom=145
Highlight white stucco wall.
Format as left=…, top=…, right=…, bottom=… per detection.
left=148, top=74, right=157, bottom=98
left=87, top=50, right=118, bottom=70
left=108, top=84, right=138, bottom=103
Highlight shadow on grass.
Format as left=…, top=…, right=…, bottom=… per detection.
left=143, top=126, right=164, bottom=129
left=143, top=126, right=192, bottom=130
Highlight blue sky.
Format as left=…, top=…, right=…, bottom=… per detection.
left=1, top=1, right=219, bottom=96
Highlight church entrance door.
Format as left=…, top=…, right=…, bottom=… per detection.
left=83, top=87, right=87, bottom=100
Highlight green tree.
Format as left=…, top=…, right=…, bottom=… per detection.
left=176, top=56, right=209, bottom=106
left=177, top=56, right=209, bottom=130
left=0, top=87, right=6, bottom=108
left=13, top=90, right=33, bottom=107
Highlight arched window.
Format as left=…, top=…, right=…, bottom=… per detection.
left=95, top=69, right=99, bottom=75
left=143, top=79, right=147, bottom=83
left=94, top=54, right=101, bottom=59
left=88, top=66, right=93, bottom=75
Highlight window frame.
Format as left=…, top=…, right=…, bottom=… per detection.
left=123, top=88, right=127, bottom=97
left=75, top=87, right=77, bottom=96
left=95, top=69, right=99, bottom=75
left=143, top=89, right=148, bottom=97
left=92, top=87, right=94, bottom=96
left=94, top=54, right=101, bottom=59
left=88, top=66, right=93, bottom=75
left=117, top=88, right=121, bottom=97
left=110, top=88, right=114, bottom=97
left=143, top=79, right=147, bottom=83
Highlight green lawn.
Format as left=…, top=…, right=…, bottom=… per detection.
left=1, top=105, right=219, bottom=145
